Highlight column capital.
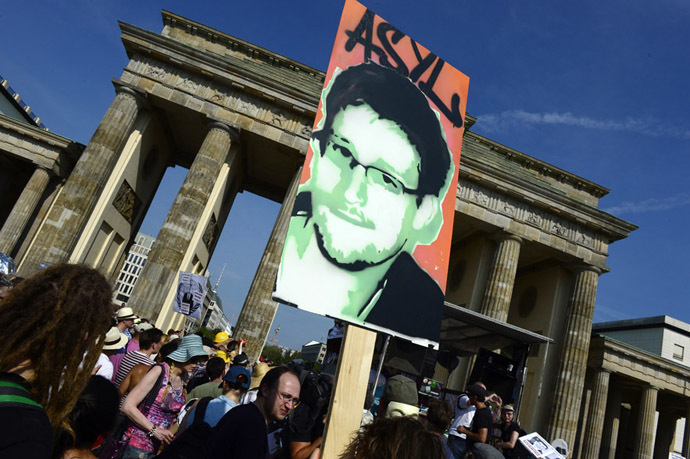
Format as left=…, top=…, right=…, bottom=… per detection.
left=570, top=264, right=602, bottom=276
left=207, top=118, right=240, bottom=142
left=31, top=165, right=52, bottom=175
left=641, top=383, right=660, bottom=392
left=112, top=80, right=148, bottom=108
left=598, top=368, right=612, bottom=375
left=490, top=232, right=523, bottom=245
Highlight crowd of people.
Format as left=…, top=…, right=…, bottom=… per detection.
left=0, top=263, right=531, bottom=459
left=358, top=369, right=528, bottom=459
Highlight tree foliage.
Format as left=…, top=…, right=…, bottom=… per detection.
left=197, top=326, right=222, bottom=341
left=262, top=345, right=301, bottom=365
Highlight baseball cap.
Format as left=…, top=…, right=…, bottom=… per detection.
left=222, top=366, right=251, bottom=390
left=466, top=384, right=487, bottom=400
left=233, top=352, right=249, bottom=366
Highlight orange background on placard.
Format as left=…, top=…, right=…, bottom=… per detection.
left=300, top=0, right=469, bottom=292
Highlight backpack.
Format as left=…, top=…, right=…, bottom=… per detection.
left=155, top=397, right=213, bottom=459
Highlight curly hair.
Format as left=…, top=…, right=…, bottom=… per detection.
left=425, top=398, right=453, bottom=434
left=339, top=416, right=447, bottom=459
left=0, top=264, right=113, bottom=432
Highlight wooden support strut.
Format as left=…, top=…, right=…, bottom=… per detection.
left=321, top=324, right=377, bottom=458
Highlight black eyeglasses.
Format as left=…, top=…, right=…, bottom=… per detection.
left=325, top=138, right=419, bottom=196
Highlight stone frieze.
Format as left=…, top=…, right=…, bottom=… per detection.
left=460, top=180, right=597, bottom=250
left=128, top=57, right=315, bottom=141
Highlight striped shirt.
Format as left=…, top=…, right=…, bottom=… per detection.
left=114, top=350, right=154, bottom=387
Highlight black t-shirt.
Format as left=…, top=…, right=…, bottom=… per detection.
left=206, top=402, right=268, bottom=458
left=501, top=421, right=526, bottom=458
left=0, top=372, right=53, bottom=459
left=467, top=406, right=493, bottom=450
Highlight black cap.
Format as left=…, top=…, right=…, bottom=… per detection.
left=466, top=384, right=486, bottom=400
left=233, top=352, right=249, bottom=366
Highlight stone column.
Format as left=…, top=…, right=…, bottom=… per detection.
left=0, top=167, right=50, bottom=255
left=233, top=166, right=303, bottom=363
left=581, top=369, right=611, bottom=458
left=479, top=233, right=522, bottom=322
left=601, top=386, right=622, bottom=459
left=127, top=122, right=238, bottom=322
left=19, top=85, right=145, bottom=275
left=683, top=404, right=690, bottom=458
left=546, top=265, right=601, bottom=449
left=632, top=385, right=658, bottom=459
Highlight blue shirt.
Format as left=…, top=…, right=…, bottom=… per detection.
left=191, top=395, right=237, bottom=428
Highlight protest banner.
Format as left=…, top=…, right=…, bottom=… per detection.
left=271, top=0, right=470, bottom=455
left=273, top=0, right=469, bottom=349
left=173, top=271, right=206, bottom=320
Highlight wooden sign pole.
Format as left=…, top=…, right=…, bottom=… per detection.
left=321, top=324, right=377, bottom=459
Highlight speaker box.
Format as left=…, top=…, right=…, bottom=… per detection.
left=468, top=349, right=519, bottom=403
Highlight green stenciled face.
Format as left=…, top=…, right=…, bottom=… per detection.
left=310, top=103, right=422, bottom=269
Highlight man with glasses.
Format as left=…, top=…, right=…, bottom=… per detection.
left=275, top=62, right=454, bottom=343
left=206, top=366, right=300, bottom=457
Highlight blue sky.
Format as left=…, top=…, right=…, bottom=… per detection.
left=2, top=0, right=689, bottom=349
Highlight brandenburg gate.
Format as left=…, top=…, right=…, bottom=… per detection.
left=0, top=11, right=637, bottom=448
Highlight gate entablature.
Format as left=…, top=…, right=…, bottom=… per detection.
left=118, top=14, right=322, bottom=199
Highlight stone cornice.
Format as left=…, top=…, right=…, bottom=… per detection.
left=119, top=21, right=321, bottom=114
left=465, top=131, right=609, bottom=198
left=0, top=114, right=83, bottom=173
left=0, top=114, right=80, bottom=151
left=459, top=141, right=638, bottom=242
left=156, top=11, right=481, bottom=132
left=160, top=10, right=324, bottom=80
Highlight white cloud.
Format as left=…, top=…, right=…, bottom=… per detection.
left=217, top=270, right=244, bottom=281
left=593, top=304, right=631, bottom=323
left=603, top=193, right=690, bottom=215
left=477, top=110, right=690, bottom=140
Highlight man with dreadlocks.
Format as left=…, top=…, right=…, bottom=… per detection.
left=0, top=273, right=12, bottom=302
left=0, top=264, right=113, bottom=458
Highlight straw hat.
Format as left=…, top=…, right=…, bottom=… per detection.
left=103, top=327, right=128, bottom=351
left=116, top=306, right=137, bottom=321
left=250, top=362, right=270, bottom=389
left=167, top=334, right=207, bottom=363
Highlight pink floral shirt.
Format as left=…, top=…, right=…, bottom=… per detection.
left=125, top=363, right=186, bottom=452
